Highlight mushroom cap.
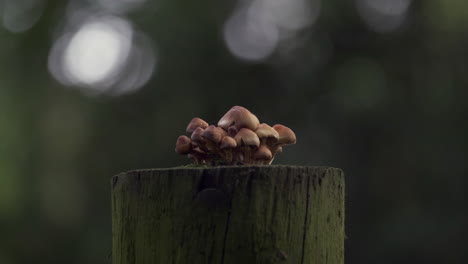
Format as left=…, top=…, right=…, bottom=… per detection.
left=253, top=145, right=272, bottom=160
left=276, top=146, right=283, bottom=154
left=202, top=125, right=227, bottom=144
left=175, top=135, right=192, bottom=154
left=191, top=127, right=205, bottom=144
left=234, top=128, right=260, bottom=147
left=220, top=136, right=237, bottom=149
left=217, top=106, right=260, bottom=131
left=186, top=118, right=209, bottom=134
left=255, top=123, right=279, bottom=140
left=273, top=124, right=296, bottom=145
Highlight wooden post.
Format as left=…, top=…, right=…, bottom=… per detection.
left=111, top=165, right=344, bottom=264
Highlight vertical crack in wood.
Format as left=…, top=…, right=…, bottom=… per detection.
left=219, top=171, right=237, bottom=264
left=219, top=203, right=232, bottom=264
left=300, top=175, right=311, bottom=264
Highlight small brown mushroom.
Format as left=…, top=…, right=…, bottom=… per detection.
left=268, top=146, right=282, bottom=164
left=175, top=135, right=192, bottom=155
left=255, top=123, right=279, bottom=145
left=191, top=127, right=209, bottom=156
left=202, top=125, right=227, bottom=145
left=269, top=124, right=296, bottom=158
left=176, top=135, right=205, bottom=164
left=191, top=127, right=206, bottom=145
left=273, top=124, right=296, bottom=145
left=186, top=118, right=209, bottom=134
left=253, top=145, right=272, bottom=165
left=234, top=128, right=260, bottom=164
left=217, top=106, right=260, bottom=135
left=201, top=125, right=228, bottom=163
left=220, top=136, right=237, bottom=164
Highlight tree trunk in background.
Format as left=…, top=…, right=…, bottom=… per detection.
left=111, top=166, right=345, bottom=264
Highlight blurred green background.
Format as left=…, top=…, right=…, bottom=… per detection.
left=0, top=0, right=467, bottom=263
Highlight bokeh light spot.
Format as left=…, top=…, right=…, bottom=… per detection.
left=356, top=0, right=412, bottom=33
left=258, top=0, right=319, bottom=31
left=96, top=0, right=147, bottom=14
left=48, top=14, right=156, bottom=96
left=63, top=17, right=132, bottom=86
left=224, top=2, right=279, bottom=62
left=1, top=0, right=45, bottom=33
left=223, top=0, right=321, bottom=62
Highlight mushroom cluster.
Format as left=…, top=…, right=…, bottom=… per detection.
left=175, top=106, right=296, bottom=165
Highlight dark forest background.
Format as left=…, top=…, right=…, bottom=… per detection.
left=0, top=0, right=466, bottom=263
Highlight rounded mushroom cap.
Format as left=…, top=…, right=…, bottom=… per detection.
left=255, top=123, right=279, bottom=140
left=217, top=106, right=260, bottom=131
left=234, top=128, right=260, bottom=147
left=175, top=135, right=192, bottom=154
left=273, top=124, right=296, bottom=145
left=202, top=125, right=226, bottom=144
left=253, top=145, right=272, bottom=160
left=220, top=136, right=237, bottom=149
left=186, top=118, right=209, bottom=134
left=191, top=127, right=206, bottom=144
left=276, top=146, right=283, bottom=154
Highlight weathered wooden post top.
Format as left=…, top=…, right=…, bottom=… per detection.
left=111, top=106, right=345, bottom=264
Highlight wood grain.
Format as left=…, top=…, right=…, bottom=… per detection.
left=111, top=165, right=344, bottom=264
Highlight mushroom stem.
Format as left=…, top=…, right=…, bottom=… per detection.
left=268, top=145, right=283, bottom=164
left=219, top=136, right=237, bottom=165
left=205, top=142, right=218, bottom=155
left=264, top=138, right=277, bottom=153
left=190, top=144, right=210, bottom=165
left=268, top=157, right=275, bottom=165
left=235, top=150, right=244, bottom=165
left=240, top=147, right=253, bottom=165
left=188, top=153, right=203, bottom=165
left=220, top=149, right=233, bottom=165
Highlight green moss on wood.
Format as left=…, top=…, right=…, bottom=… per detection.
left=111, top=165, right=344, bottom=264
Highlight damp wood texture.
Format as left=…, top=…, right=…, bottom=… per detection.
left=111, top=165, right=345, bottom=264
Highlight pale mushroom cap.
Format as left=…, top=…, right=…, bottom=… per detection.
left=201, top=125, right=226, bottom=144
left=186, top=118, right=209, bottom=134
left=254, top=145, right=272, bottom=160
left=276, top=146, right=283, bottom=154
left=175, top=135, right=192, bottom=154
left=273, top=124, right=296, bottom=145
left=255, top=123, right=279, bottom=140
left=234, top=128, right=260, bottom=147
left=217, top=106, right=260, bottom=131
left=191, top=127, right=205, bottom=144
left=220, top=136, right=237, bottom=149
left=268, top=145, right=282, bottom=155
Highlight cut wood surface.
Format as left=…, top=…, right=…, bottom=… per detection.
left=111, top=165, right=344, bottom=264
